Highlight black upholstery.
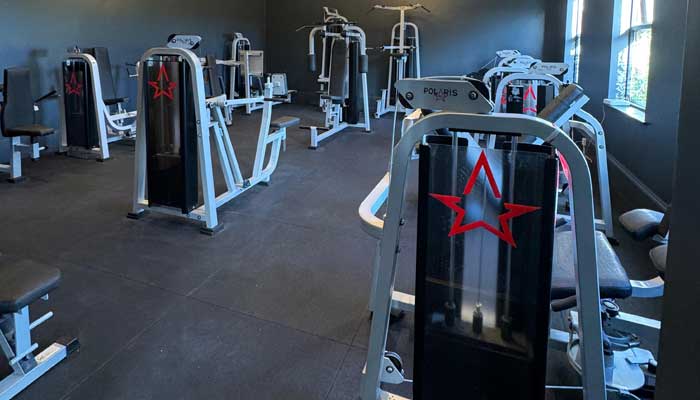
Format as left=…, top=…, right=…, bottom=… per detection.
left=328, top=38, right=348, bottom=100
left=0, top=259, right=61, bottom=314
left=85, top=47, right=121, bottom=104
left=104, top=97, right=128, bottom=106
left=2, top=68, right=33, bottom=137
left=204, top=55, right=224, bottom=98
left=538, top=84, right=585, bottom=124
left=271, top=116, right=300, bottom=129
left=552, top=230, right=633, bottom=300
left=5, top=124, right=54, bottom=137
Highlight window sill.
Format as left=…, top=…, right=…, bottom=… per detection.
left=604, top=99, right=648, bottom=124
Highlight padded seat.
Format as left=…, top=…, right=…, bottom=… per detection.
left=104, top=97, right=128, bottom=106
left=271, top=116, right=300, bottom=129
left=649, top=245, right=667, bottom=276
left=5, top=124, right=55, bottom=138
left=0, top=259, right=61, bottom=314
left=552, top=230, right=632, bottom=300
left=320, top=94, right=345, bottom=103
left=619, top=209, right=664, bottom=240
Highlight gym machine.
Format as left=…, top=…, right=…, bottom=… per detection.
left=359, top=77, right=659, bottom=399
left=0, top=257, right=79, bottom=399
left=0, top=68, right=56, bottom=183
left=304, top=7, right=348, bottom=108
left=301, top=8, right=371, bottom=149
left=360, top=76, right=607, bottom=399
left=59, top=47, right=137, bottom=161
left=227, top=32, right=294, bottom=115
left=128, top=36, right=299, bottom=234
left=492, top=70, right=618, bottom=242
left=372, top=3, right=429, bottom=118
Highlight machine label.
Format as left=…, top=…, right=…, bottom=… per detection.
left=166, top=35, right=202, bottom=50
left=423, top=87, right=459, bottom=102
left=429, top=150, right=541, bottom=247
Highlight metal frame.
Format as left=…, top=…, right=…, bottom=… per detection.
left=493, top=72, right=616, bottom=241
left=59, top=52, right=137, bottom=161
left=374, top=4, right=424, bottom=118
left=0, top=137, right=43, bottom=183
left=130, top=47, right=287, bottom=233
left=360, top=108, right=607, bottom=400
left=0, top=300, right=68, bottom=400
left=228, top=33, right=293, bottom=115
left=306, top=22, right=371, bottom=148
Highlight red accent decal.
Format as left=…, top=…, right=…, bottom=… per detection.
left=65, top=71, right=83, bottom=96
left=429, top=150, right=541, bottom=248
left=524, top=85, right=537, bottom=101
left=148, top=64, right=177, bottom=100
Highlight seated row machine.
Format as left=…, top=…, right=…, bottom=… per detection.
left=59, top=47, right=137, bottom=161
left=128, top=40, right=299, bottom=234
left=359, top=77, right=657, bottom=399
left=302, top=8, right=371, bottom=149
left=0, top=68, right=56, bottom=183
left=0, top=257, right=79, bottom=399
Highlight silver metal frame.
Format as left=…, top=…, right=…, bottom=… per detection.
left=493, top=72, right=616, bottom=241
left=130, top=47, right=287, bottom=233
left=374, top=4, right=424, bottom=118
left=359, top=107, right=606, bottom=399
left=228, top=33, right=293, bottom=115
left=0, top=137, right=43, bottom=182
left=59, top=52, right=137, bottom=161
left=0, top=300, right=68, bottom=400
left=306, top=21, right=371, bottom=148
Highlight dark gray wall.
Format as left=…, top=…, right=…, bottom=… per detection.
left=543, top=0, right=685, bottom=204
left=265, top=0, right=548, bottom=106
left=0, top=0, right=266, bottom=161
left=656, top=0, right=700, bottom=396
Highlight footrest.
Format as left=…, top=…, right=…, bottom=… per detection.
left=649, top=245, right=667, bottom=275
left=271, top=116, right=300, bottom=129
left=619, top=209, right=665, bottom=240
left=552, top=230, right=632, bottom=300
left=0, top=259, right=61, bottom=313
left=300, top=126, right=330, bottom=132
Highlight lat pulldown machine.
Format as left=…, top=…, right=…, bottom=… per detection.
left=372, top=3, right=429, bottom=118
left=128, top=37, right=299, bottom=234
left=59, top=47, right=137, bottom=161
left=301, top=8, right=371, bottom=149
left=227, top=32, right=294, bottom=115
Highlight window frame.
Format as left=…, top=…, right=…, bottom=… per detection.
left=608, top=0, right=654, bottom=111
left=564, top=0, right=584, bottom=83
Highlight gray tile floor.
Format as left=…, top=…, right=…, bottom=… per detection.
left=0, top=104, right=662, bottom=399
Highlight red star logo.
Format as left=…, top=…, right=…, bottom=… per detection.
left=65, top=71, right=83, bottom=96
left=148, top=64, right=176, bottom=100
left=429, top=150, right=541, bottom=248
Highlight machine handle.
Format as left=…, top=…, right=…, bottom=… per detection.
left=308, top=54, right=317, bottom=72
left=34, top=89, right=58, bottom=104
left=551, top=295, right=578, bottom=312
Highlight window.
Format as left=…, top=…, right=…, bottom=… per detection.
left=564, top=0, right=584, bottom=83
left=610, top=0, right=654, bottom=109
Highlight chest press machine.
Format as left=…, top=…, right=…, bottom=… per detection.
left=59, top=47, right=137, bottom=161
left=372, top=3, right=429, bottom=119
left=358, top=77, right=659, bottom=399
left=301, top=8, right=371, bottom=149
left=227, top=32, right=294, bottom=115
left=0, top=69, right=56, bottom=183
left=127, top=39, right=299, bottom=235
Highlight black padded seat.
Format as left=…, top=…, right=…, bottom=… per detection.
left=271, top=116, right=300, bottom=129
left=104, top=97, right=128, bottom=106
left=0, top=259, right=61, bottom=314
left=320, top=94, right=345, bottom=104
left=619, top=209, right=665, bottom=240
left=552, top=230, right=632, bottom=300
left=5, top=124, right=55, bottom=138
